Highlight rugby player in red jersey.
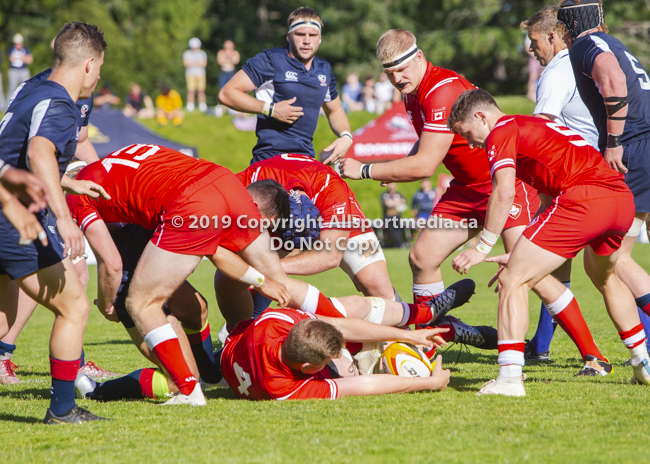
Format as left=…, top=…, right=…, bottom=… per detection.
left=448, top=89, right=650, bottom=395
left=221, top=307, right=451, bottom=401
left=68, top=143, right=298, bottom=405
left=339, top=29, right=609, bottom=373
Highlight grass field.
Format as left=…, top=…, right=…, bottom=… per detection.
left=7, top=95, right=650, bottom=463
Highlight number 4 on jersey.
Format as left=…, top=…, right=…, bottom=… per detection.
left=233, top=362, right=252, bottom=396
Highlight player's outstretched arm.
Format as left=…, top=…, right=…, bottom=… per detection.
left=84, top=220, right=122, bottom=322
left=0, top=166, right=48, bottom=212
left=335, top=355, right=450, bottom=397
left=0, top=183, right=47, bottom=246
left=321, top=97, right=353, bottom=165
left=61, top=174, right=111, bottom=200
left=280, top=228, right=347, bottom=275
left=339, top=131, right=452, bottom=182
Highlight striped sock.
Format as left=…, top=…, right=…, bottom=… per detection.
left=497, top=340, right=525, bottom=378
left=144, top=324, right=196, bottom=395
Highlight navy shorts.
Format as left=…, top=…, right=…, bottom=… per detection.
left=622, top=136, right=650, bottom=213
left=109, top=224, right=154, bottom=329
left=0, top=207, right=66, bottom=280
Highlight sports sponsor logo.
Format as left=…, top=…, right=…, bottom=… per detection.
left=80, top=104, right=89, bottom=118
left=509, top=203, right=522, bottom=219
left=488, top=145, right=496, bottom=162
left=318, top=74, right=327, bottom=86
left=285, top=71, right=298, bottom=81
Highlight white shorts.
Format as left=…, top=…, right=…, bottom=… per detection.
left=339, top=231, right=386, bottom=278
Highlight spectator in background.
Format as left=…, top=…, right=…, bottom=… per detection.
left=183, top=37, right=207, bottom=113
left=123, top=82, right=154, bottom=119
left=360, top=75, right=377, bottom=113
left=156, top=83, right=184, bottom=126
left=217, top=40, right=240, bottom=90
left=381, top=183, right=407, bottom=248
left=412, top=178, right=436, bottom=236
left=374, top=72, right=395, bottom=114
left=342, top=73, right=364, bottom=112
left=525, top=36, right=543, bottom=102
left=94, top=82, right=120, bottom=109
left=7, top=34, right=33, bottom=100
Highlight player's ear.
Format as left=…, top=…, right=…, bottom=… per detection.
left=299, top=362, right=311, bottom=373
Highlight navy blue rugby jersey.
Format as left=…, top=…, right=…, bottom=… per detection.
left=569, top=32, right=650, bottom=150
left=243, top=47, right=338, bottom=161
left=0, top=78, right=78, bottom=178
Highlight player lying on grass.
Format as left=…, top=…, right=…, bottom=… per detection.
left=448, top=89, right=650, bottom=396
left=238, top=154, right=397, bottom=302
left=341, top=28, right=609, bottom=375
left=76, top=308, right=451, bottom=402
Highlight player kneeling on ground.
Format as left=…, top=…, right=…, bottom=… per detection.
left=448, top=89, right=650, bottom=396
left=221, top=308, right=450, bottom=400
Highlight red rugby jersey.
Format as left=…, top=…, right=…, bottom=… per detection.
left=404, top=63, right=490, bottom=186
left=66, top=144, right=222, bottom=231
left=487, top=115, right=628, bottom=197
left=237, top=154, right=367, bottom=237
left=221, top=308, right=338, bottom=401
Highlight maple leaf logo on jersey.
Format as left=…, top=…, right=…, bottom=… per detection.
left=318, top=74, right=327, bottom=86
left=509, top=203, right=522, bottom=219
left=488, top=145, right=496, bottom=162
left=434, top=111, right=445, bottom=121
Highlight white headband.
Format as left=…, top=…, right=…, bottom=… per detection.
left=288, top=19, right=322, bottom=34
left=65, top=160, right=88, bottom=174
left=382, top=43, right=419, bottom=70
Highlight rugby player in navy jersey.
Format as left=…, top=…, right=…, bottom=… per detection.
left=0, top=22, right=109, bottom=424
left=558, top=0, right=650, bottom=338
left=218, top=7, right=354, bottom=165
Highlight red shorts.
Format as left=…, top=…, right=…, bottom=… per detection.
left=152, top=170, right=262, bottom=255
left=523, top=184, right=634, bottom=258
left=432, top=180, right=538, bottom=229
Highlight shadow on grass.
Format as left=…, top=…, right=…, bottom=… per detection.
left=0, top=386, right=49, bottom=400
left=204, top=388, right=240, bottom=401
left=84, top=339, right=133, bottom=346
left=0, top=413, right=41, bottom=424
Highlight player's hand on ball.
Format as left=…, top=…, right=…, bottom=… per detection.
left=486, top=253, right=510, bottom=293
left=452, top=248, right=487, bottom=274
left=604, top=146, right=627, bottom=174
left=409, top=327, right=449, bottom=350
left=429, top=356, right=450, bottom=391
left=338, top=158, right=362, bottom=180
left=63, top=178, right=112, bottom=200
left=271, top=97, right=304, bottom=124
left=321, top=136, right=352, bottom=165
left=259, top=279, right=291, bottom=307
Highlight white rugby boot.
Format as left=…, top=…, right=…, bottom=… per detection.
left=161, top=382, right=207, bottom=406
left=476, top=376, right=526, bottom=397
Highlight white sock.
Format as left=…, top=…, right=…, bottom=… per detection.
left=143, top=323, right=177, bottom=351
left=499, top=365, right=522, bottom=379
left=300, top=284, right=320, bottom=314
left=413, top=282, right=445, bottom=296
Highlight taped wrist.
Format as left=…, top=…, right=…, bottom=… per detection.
left=607, top=134, right=623, bottom=149
left=476, top=229, right=499, bottom=254
left=360, top=164, right=373, bottom=179
left=604, top=96, right=628, bottom=120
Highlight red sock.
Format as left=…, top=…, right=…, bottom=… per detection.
left=436, top=322, right=455, bottom=343
left=144, top=324, right=196, bottom=395
left=314, top=292, right=346, bottom=318
left=403, top=304, right=433, bottom=326
left=551, top=295, right=604, bottom=361
left=413, top=293, right=440, bottom=306
left=139, top=368, right=157, bottom=399
left=619, top=323, right=646, bottom=348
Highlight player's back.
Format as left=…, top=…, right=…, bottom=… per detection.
left=488, top=115, right=626, bottom=197
left=76, top=144, right=220, bottom=228
left=0, top=79, right=77, bottom=176
left=406, top=64, right=490, bottom=186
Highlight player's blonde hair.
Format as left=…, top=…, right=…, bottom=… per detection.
left=287, top=7, right=323, bottom=28
left=283, top=319, right=344, bottom=366
left=376, top=29, right=416, bottom=63
left=520, top=6, right=567, bottom=36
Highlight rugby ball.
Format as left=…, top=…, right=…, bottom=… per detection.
left=380, top=342, right=434, bottom=377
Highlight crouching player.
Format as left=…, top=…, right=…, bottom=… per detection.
left=221, top=308, right=450, bottom=400
left=449, top=89, right=650, bottom=395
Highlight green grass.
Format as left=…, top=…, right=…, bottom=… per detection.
left=8, top=94, right=647, bottom=462
left=4, top=245, right=650, bottom=463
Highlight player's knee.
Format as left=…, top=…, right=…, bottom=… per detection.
left=408, top=247, right=423, bottom=272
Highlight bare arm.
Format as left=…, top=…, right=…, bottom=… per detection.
left=85, top=220, right=122, bottom=321
left=0, top=183, right=47, bottom=246
left=320, top=97, right=353, bottom=164
left=340, top=131, right=452, bottom=182
left=534, top=113, right=557, bottom=122
left=592, top=52, right=628, bottom=173
left=335, top=356, right=450, bottom=397
left=74, top=126, right=100, bottom=163
left=1, top=166, right=48, bottom=212
left=280, top=228, right=348, bottom=275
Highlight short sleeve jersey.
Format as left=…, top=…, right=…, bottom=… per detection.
left=569, top=32, right=650, bottom=150
left=404, top=63, right=490, bottom=186
left=222, top=308, right=338, bottom=401
left=0, top=79, right=78, bottom=177
left=242, top=47, right=338, bottom=160
left=237, top=154, right=366, bottom=235
left=486, top=115, right=626, bottom=197
left=412, top=189, right=436, bottom=218
left=156, top=90, right=183, bottom=112
left=534, top=49, right=599, bottom=149
left=66, top=144, right=221, bottom=231
left=183, top=49, right=207, bottom=76
left=8, top=47, right=30, bottom=68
